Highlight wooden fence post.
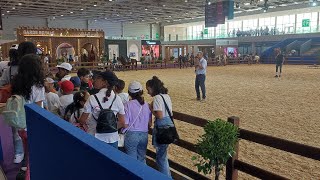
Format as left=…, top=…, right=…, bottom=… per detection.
left=226, top=116, right=239, bottom=180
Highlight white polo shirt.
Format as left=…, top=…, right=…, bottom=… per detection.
left=83, top=88, right=125, bottom=143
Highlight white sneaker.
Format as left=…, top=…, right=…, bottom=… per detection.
left=14, top=153, right=24, bottom=164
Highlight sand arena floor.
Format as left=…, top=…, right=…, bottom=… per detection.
left=115, top=64, right=320, bottom=179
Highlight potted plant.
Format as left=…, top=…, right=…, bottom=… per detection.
left=192, top=119, right=239, bottom=180
left=170, top=56, right=175, bottom=61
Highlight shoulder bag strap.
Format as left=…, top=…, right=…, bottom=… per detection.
left=108, top=94, right=117, bottom=109
left=124, top=104, right=143, bottom=134
left=93, top=94, right=103, bottom=110
left=159, top=94, right=175, bottom=124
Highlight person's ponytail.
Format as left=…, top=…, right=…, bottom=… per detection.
left=104, top=85, right=114, bottom=102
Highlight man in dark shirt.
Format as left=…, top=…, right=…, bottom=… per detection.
left=275, top=49, right=285, bottom=78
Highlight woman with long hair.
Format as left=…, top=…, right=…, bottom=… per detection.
left=123, top=81, right=152, bottom=163
left=10, top=54, right=45, bottom=166
left=12, top=54, right=45, bottom=106
left=79, top=70, right=125, bottom=148
left=146, top=76, right=173, bottom=177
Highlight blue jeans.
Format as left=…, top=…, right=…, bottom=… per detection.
left=152, top=116, right=173, bottom=178
left=12, top=128, right=24, bottom=155
left=124, top=131, right=148, bottom=163
left=195, top=74, right=206, bottom=99
left=108, top=141, right=118, bottom=149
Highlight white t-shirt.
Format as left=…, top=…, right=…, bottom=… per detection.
left=0, top=61, right=9, bottom=74
left=153, top=94, right=173, bottom=118
left=61, top=75, right=72, bottom=82
left=118, top=92, right=129, bottom=104
left=27, top=86, right=46, bottom=108
left=59, top=94, right=74, bottom=116
left=45, top=92, right=61, bottom=115
left=83, top=88, right=125, bottom=143
left=44, top=57, right=49, bottom=63
left=70, top=108, right=83, bottom=124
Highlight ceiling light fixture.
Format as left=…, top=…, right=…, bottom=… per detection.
left=80, top=8, right=84, bottom=10
left=145, top=8, right=148, bottom=10
left=7, top=11, right=10, bottom=13
left=93, top=2, right=97, bottom=6
left=70, top=12, right=73, bottom=14
left=1, top=14, right=4, bottom=16
left=61, top=15, right=64, bottom=16
left=18, top=3, right=22, bottom=6
left=208, top=2, right=211, bottom=5
left=169, top=15, right=171, bottom=17
left=109, top=0, right=112, bottom=1
left=185, top=0, right=188, bottom=2
left=12, top=7, right=16, bottom=10
left=163, top=4, right=166, bottom=7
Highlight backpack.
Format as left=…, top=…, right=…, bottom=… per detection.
left=2, top=95, right=26, bottom=129
left=93, top=94, right=117, bottom=133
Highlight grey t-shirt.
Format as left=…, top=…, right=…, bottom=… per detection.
left=0, top=66, right=18, bottom=87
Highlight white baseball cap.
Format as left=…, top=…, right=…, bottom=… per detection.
left=56, top=62, right=72, bottom=71
left=128, top=81, right=143, bottom=93
left=45, top=77, right=55, bottom=84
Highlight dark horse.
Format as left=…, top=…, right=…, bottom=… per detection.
left=117, top=56, right=137, bottom=71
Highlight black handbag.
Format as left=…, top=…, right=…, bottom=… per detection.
left=155, top=95, right=179, bottom=144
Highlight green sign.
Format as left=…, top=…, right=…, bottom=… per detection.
left=156, top=33, right=159, bottom=39
left=145, top=35, right=149, bottom=39
left=302, top=19, right=310, bottom=27
left=204, top=28, right=208, bottom=34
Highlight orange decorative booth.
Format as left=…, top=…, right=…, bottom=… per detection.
left=1, top=27, right=105, bottom=64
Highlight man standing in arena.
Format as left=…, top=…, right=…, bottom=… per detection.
left=195, top=51, right=207, bottom=101
left=275, top=49, right=285, bottom=78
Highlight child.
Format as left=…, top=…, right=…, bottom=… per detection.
left=70, top=76, right=81, bottom=92
left=67, top=91, right=90, bottom=131
left=115, top=79, right=129, bottom=104
left=77, top=68, right=93, bottom=91
left=59, top=80, right=74, bottom=118
left=88, top=70, right=102, bottom=95
left=44, top=78, right=61, bottom=115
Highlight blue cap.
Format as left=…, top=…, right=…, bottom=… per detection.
left=70, top=76, right=81, bottom=87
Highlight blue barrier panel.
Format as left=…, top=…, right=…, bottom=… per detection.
left=25, top=104, right=169, bottom=180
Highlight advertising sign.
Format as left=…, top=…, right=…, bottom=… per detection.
left=302, top=19, right=310, bottom=27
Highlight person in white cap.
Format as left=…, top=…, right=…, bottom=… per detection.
left=123, top=81, right=152, bottom=163
left=44, top=77, right=61, bottom=115
left=56, top=62, right=72, bottom=82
